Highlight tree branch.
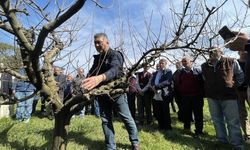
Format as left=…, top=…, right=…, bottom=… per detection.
left=34, top=0, right=87, bottom=56
left=0, top=0, right=34, bottom=51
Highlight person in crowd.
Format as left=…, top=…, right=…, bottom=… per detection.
left=12, top=68, right=36, bottom=123
left=31, top=94, right=40, bottom=114
left=173, top=61, right=184, bottom=122
left=136, top=65, right=153, bottom=125
left=0, top=70, right=12, bottom=97
left=0, top=64, right=14, bottom=118
left=72, top=67, right=87, bottom=118
left=54, top=66, right=66, bottom=101
left=127, top=74, right=138, bottom=119
left=82, top=33, right=139, bottom=150
left=236, top=51, right=250, bottom=141
left=64, top=73, right=73, bottom=103
left=224, top=31, right=250, bottom=101
left=148, top=59, right=173, bottom=130
left=174, top=57, right=204, bottom=137
left=201, top=47, right=244, bottom=149
left=45, top=66, right=66, bottom=119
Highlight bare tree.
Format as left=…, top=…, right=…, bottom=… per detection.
left=0, top=0, right=249, bottom=149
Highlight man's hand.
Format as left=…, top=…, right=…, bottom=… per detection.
left=82, top=74, right=106, bottom=91
left=225, top=32, right=249, bottom=51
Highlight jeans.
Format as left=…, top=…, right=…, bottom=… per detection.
left=207, top=98, right=244, bottom=148
left=79, top=106, right=85, bottom=118
left=15, top=91, right=34, bottom=121
left=94, top=99, right=100, bottom=117
left=237, top=90, right=250, bottom=138
left=98, top=94, right=139, bottom=150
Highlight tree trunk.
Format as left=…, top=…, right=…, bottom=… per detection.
left=52, top=112, right=70, bottom=150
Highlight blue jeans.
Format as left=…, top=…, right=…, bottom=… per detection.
left=94, top=99, right=100, bottom=117
left=98, top=94, right=139, bottom=150
left=207, top=98, right=244, bottom=148
left=15, top=91, right=34, bottom=121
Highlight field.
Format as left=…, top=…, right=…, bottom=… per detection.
left=0, top=101, right=249, bottom=150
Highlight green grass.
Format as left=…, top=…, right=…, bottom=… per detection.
left=0, top=101, right=249, bottom=150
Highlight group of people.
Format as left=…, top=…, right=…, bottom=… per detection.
left=80, top=31, right=249, bottom=150
left=126, top=47, right=249, bottom=150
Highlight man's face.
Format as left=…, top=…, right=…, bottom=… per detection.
left=158, top=60, right=167, bottom=70
left=143, top=66, right=149, bottom=72
left=77, top=68, right=84, bottom=75
left=209, top=48, right=222, bottom=61
left=67, top=74, right=73, bottom=81
left=181, top=58, right=192, bottom=69
left=94, top=36, right=109, bottom=53
left=54, top=67, right=61, bottom=75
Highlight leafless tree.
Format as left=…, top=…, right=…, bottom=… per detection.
left=0, top=0, right=249, bottom=149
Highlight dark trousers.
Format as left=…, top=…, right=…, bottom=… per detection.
left=152, top=98, right=172, bottom=130
left=127, top=93, right=136, bottom=119
left=174, top=95, right=184, bottom=122
left=182, top=95, right=204, bottom=134
left=137, top=92, right=153, bottom=124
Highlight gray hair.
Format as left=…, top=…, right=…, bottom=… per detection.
left=94, top=33, right=108, bottom=40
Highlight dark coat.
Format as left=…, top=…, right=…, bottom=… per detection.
left=151, top=69, right=174, bottom=100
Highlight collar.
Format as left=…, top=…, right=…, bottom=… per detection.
left=183, top=67, right=193, bottom=72
left=208, top=56, right=222, bottom=66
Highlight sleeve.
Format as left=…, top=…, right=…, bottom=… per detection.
left=233, top=59, right=244, bottom=87
left=87, top=55, right=99, bottom=77
left=103, top=51, right=124, bottom=81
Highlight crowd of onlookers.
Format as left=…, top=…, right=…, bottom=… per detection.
left=0, top=46, right=249, bottom=149
left=0, top=66, right=100, bottom=122
left=125, top=47, right=249, bottom=149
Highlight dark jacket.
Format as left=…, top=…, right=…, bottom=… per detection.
left=54, top=73, right=66, bottom=100
left=0, top=73, right=12, bottom=95
left=201, top=57, right=237, bottom=100
left=12, top=69, right=36, bottom=92
left=137, top=71, right=152, bottom=89
left=151, top=69, right=173, bottom=99
left=88, top=48, right=124, bottom=86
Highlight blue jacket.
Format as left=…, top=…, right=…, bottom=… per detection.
left=12, top=68, right=36, bottom=92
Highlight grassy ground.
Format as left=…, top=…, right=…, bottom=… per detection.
left=0, top=101, right=249, bottom=150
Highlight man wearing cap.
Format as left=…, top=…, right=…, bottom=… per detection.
left=201, top=47, right=244, bottom=149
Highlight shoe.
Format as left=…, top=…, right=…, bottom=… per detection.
left=194, top=131, right=205, bottom=137
left=79, top=114, right=85, bottom=118
left=41, top=111, right=47, bottom=116
left=23, top=118, right=30, bottom=123
left=48, top=115, right=54, bottom=120
left=146, top=121, right=153, bottom=125
left=132, top=144, right=140, bottom=150
left=244, top=136, right=250, bottom=143
left=182, top=129, right=192, bottom=135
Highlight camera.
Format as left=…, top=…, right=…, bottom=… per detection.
left=218, top=26, right=236, bottom=40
